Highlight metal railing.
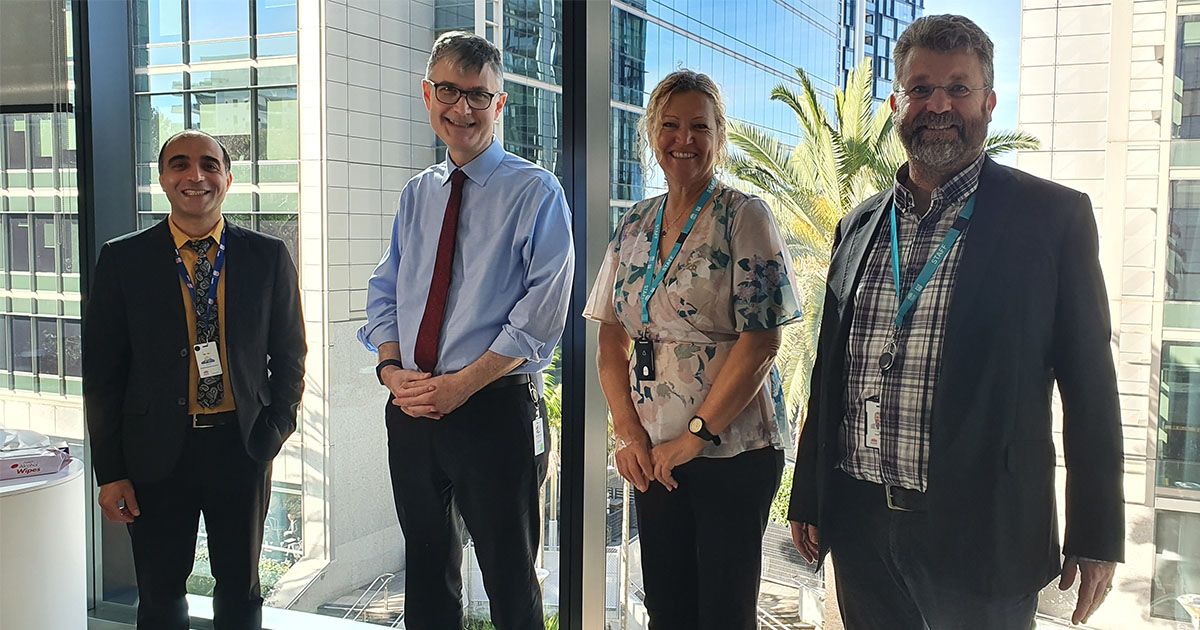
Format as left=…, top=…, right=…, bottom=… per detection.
left=342, top=572, right=396, bottom=621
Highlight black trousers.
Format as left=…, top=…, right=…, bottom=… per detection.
left=633, top=446, right=784, bottom=630
left=826, top=470, right=1039, bottom=630
left=385, top=382, right=549, bottom=630
left=128, top=423, right=272, bottom=630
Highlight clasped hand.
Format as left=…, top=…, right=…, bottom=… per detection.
left=614, top=431, right=706, bottom=492
left=383, top=368, right=474, bottom=419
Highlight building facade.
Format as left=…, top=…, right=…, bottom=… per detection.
left=841, top=0, right=924, bottom=100
left=1018, top=0, right=1200, bottom=626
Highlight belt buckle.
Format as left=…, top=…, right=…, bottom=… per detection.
left=191, top=414, right=212, bottom=429
left=885, top=484, right=913, bottom=512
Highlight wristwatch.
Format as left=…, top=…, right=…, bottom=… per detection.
left=688, top=416, right=721, bottom=446
left=375, top=359, right=405, bottom=385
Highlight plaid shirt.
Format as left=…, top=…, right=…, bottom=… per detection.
left=837, top=152, right=985, bottom=491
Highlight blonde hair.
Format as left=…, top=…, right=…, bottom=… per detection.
left=638, top=69, right=729, bottom=174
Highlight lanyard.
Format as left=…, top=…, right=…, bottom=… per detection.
left=173, top=226, right=228, bottom=322
left=640, top=177, right=717, bottom=325
left=888, top=194, right=976, bottom=330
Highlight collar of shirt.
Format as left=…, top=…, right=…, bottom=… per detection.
left=168, top=214, right=225, bottom=249
left=892, top=151, right=985, bottom=219
left=441, top=137, right=505, bottom=188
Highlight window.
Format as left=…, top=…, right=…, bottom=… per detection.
left=1160, top=343, right=1200, bottom=492
left=1168, top=181, right=1200, bottom=328
left=1152, top=510, right=1200, bottom=622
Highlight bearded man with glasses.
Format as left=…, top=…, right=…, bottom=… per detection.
left=358, top=30, right=573, bottom=630
left=788, top=14, right=1124, bottom=629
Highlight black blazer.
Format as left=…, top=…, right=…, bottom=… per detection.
left=787, top=157, right=1124, bottom=596
left=83, top=219, right=306, bottom=485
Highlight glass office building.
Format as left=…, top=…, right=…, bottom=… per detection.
left=842, top=0, right=924, bottom=100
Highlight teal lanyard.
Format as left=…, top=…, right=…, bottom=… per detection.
left=641, top=177, right=717, bottom=325
left=888, top=195, right=976, bottom=330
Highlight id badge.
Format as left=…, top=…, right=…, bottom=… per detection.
left=864, top=395, right=881, bottom=449
left=194, top=341, right=224, bottom=378
left=533, top=413, right=546, bottom=456
left=634, top=335, right=656, bottom=381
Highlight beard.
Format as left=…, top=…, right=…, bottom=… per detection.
left=896, top=108, right=988, bottom=172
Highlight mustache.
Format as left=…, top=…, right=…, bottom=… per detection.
left=913, top=112, right=964, bottom=131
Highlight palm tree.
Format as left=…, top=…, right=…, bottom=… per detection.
left=727, top=59, right=1039, bottom=429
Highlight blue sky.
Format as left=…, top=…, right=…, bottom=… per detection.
left=922, top=1, right=1022, bottom=132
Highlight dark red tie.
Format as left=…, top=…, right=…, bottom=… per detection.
left=414, top=168, right=466, bottom=373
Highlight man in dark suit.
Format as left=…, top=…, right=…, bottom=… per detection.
left=788, top=15, right=1124, bottom=629
left=83, top=129, right=306, bottom=629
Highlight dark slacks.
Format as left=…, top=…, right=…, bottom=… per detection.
left=826, top=470, right=1039, bottom=630
left=385, top=381, right=549, bottom=630
left=128, top=423, right=272, bottom=630
left=633, top=446, right=784, bottom=630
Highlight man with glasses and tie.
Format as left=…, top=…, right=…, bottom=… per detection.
left=359, top=31, right=573, bottom=630
left=788, top=14, right=1124, bottom=629
left=83, top=129, right=306, bottom=629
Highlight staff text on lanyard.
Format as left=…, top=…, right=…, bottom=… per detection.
left=878, top=194, right=976, bottom=372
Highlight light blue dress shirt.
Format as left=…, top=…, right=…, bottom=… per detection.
left=358, top=138, right=574, bottom=378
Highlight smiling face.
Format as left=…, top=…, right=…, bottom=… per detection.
left=891, top=47, right=996, bottom=173
left=158, top=133, right=231, bottom=225
left=423, top=59, right=506, bottom=166
left=653, top=90, right=719, bottom=188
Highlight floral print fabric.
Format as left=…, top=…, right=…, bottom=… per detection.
left=584, top=185, right=802, bottom=457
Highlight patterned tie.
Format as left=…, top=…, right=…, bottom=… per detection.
left=413, top=169, right=467, bottom=373
left=188, top=238, right=224, bottom=407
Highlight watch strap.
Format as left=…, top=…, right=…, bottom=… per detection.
left=376, top=359, right=405, bottom=385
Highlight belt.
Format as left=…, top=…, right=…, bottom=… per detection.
left=884, top=483, right=926, bottom=512
left=190, top=410, right=237, bottom=429
left=480, top=373, right=534, bottom=392
left=834, top=469, right=927, bottom=513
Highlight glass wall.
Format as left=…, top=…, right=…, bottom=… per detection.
left=132, top=0, right=299, bottom=258
left=1160, top=344, right=1200, bottom=493
left=1152, top=510, right=1200, bottom=622
left=130, top=0, right=302, bottom=603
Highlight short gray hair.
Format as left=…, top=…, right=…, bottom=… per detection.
left=894, top=14, right=994, bottom=89
left=425, top=31, right=504, bottom=84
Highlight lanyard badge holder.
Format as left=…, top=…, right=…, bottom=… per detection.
left=635, top=178, right=717, bottom=382
left=174, top=227, right=229, bottom=378
left=877, top=195, right=976, bottom=373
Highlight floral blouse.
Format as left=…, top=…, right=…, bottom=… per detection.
left=583, top=184, right=802, bottom=458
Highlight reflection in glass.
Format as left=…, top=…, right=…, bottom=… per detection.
left=63, top=321, right=81, bottom=378
left=7, top=215, right=31, bottom=273
left=4, top=115, right=29, bottom=170
left=257, top=0, right=297, bottom=35
left=1176, top=16, right=1200, bottom=141
left=191, top=91, right=252, bottom=160
left=1152, top=510, right=1200, bottom=622
left=1160, top=343, right=1200, bottom=490
left=36, top=318, right=58, bottom=376
left=1170, top=181, right=1200, bottom=302
left=257, top=88, right=298, bottom=161
left=136, top=94, right=186, bottom=164
left=257, top=214, right=298, bottom=261
left=188, top=0, right=250, bottom=41
left=0, top=315, right=8, bottom=372
left=11, top=316, right=32, bottom=373
left=33, top=214, right=56, bottom=273
left=133, top=0, right=183, bottom=45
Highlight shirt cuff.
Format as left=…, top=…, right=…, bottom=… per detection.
left=357, top=322, right=398, bottom=353
left=489, top=324, right=547, bottom=363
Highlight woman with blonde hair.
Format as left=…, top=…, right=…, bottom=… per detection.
left=584, top=69, right=802, bottom=629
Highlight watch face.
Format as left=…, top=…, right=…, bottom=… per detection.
left=689, top=417, right=703, bottom=433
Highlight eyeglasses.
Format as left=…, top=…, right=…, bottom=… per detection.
left=894, top=83, right=991, bottom=101
left=426, top=80, right=502, bottom=110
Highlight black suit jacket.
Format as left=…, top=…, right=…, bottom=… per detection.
left=83, top=219, right=306, bottom=485
left=787, top=157, right=1124, bottom=596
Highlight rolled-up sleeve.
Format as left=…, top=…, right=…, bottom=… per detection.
left=357, top=190, right=408, bottom=352
left=488, top=181, right=574, bottom=362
